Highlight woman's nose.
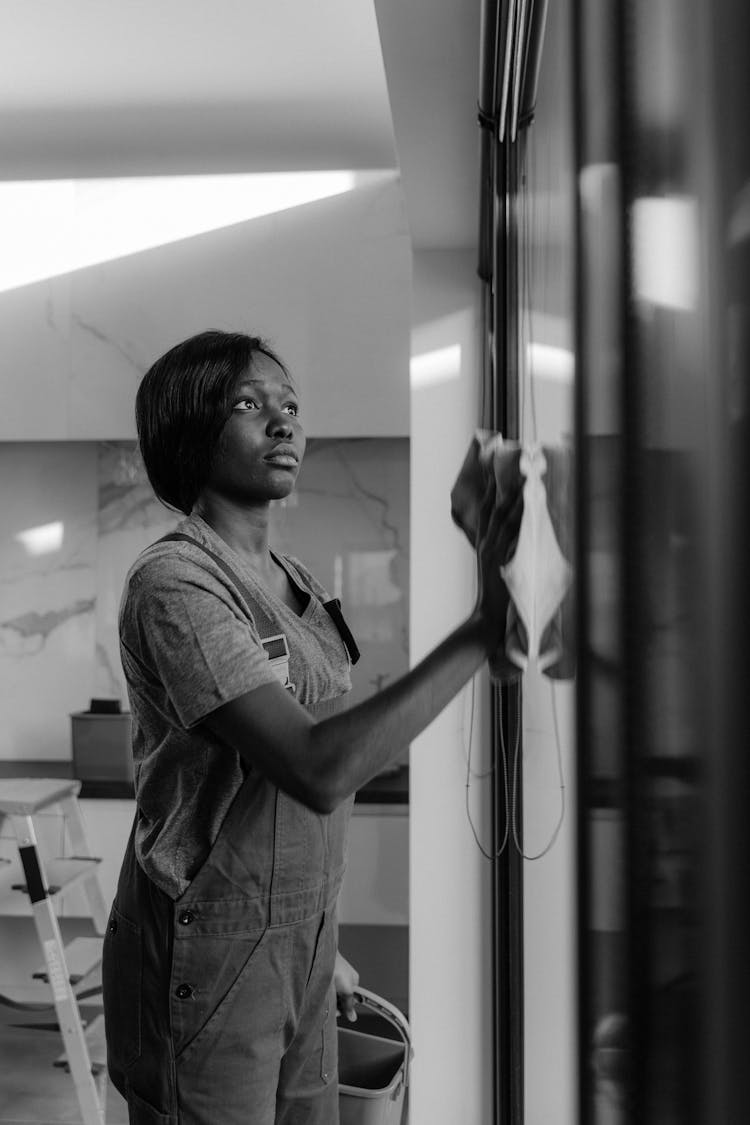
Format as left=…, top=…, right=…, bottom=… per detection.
left=267, top=410, right=293, bottom=438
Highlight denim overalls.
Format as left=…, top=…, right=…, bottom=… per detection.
left=103, top=537, right=358, bottom=1125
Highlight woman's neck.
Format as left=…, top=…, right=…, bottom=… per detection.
left=193, top=494, right=274, bottom=572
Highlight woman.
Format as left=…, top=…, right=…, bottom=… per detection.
left=102, top=329, right=522, bottom=1125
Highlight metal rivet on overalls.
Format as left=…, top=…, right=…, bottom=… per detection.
left=108, top=918, right=118, bottom=935
left=178, top=910, right=195, bottom=925
left=175, top=983, right=194, bottom=1000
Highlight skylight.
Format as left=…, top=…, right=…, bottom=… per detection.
left=0, top=171, right=357, bottom=293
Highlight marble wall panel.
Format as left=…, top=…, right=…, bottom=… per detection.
left=94, top=443, right=179, bottom=702
left=0, top=276, right=72, bottom=439
left=270, top=438, right=410, bottom=712
left=1, top=438, right=409, bottom=762
left=66, top=179, right=410, bottom=439
left=0, top=444, right=98, bottom=759
left=1, top=177, right=410, bottom=441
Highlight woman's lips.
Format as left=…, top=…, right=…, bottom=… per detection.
left=264, top=449, right=298, bottom=467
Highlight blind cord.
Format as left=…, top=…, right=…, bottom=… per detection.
left=465, top=675, right=566, bottom=860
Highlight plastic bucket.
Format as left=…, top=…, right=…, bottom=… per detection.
left=338, top=988, right=412, bottom=1125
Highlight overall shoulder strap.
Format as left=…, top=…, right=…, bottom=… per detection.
left=276, top=554, right=360, bottom=666
left=154, top=532, right=360, bottom=665
left=320, top=597, right=360, bottom=666
left=155, top=532, right=277, bottom=638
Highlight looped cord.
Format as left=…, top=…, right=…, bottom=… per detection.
left=464, top=677, right=565, bottom=860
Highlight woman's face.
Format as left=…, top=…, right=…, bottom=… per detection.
left=204, top=354, right=306, bottom=504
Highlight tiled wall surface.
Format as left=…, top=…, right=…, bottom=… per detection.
left=0, top=438, right=409, bottom=761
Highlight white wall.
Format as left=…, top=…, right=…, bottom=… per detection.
left=409, top=249, right=493, bottom=1125
left=520, top=322, right=577, bottom=1125
left=517, top=0, right=579, bottom=1116
left=0, top=175, right=411, bottom=440
left=521, top=675, right=578, bottom=1125
left=409, top=246, right=578, bottom=1125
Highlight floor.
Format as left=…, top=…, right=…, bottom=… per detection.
left=0, top=916, right=128, bottom=1124
left=0, top=916, right=409, bottom=1124
left=0, top=1007, right=129, bottom=1125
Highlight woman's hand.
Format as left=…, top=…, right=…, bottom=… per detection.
left=474, top=472, right=524, bottom=659
left=334, top=950, right=360, bottom=1023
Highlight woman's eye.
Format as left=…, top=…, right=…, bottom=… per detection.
left=233, top=398, right=259, bottom=412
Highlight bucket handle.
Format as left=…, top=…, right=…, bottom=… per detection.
left=349, top=986, right=413, bottom=1088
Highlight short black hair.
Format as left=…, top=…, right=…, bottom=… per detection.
left=136, top=330, right=289, bottom=514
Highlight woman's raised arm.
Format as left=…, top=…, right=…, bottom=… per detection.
left=203, top=480, right=523, bottom=812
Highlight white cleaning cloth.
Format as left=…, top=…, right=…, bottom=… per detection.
left=500, top=442, right=572, bottom=671
left=451, top=430, right=574, bottom=677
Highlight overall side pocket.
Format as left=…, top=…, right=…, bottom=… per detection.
left=102, top=902, right=143, bottom=1070
left=171, top=925, right=271, bottom=1061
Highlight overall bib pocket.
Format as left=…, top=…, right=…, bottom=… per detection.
left=102, top=902, right=143, bottom=1070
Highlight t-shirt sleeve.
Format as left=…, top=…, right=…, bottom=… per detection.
left=120, top=552, right=278, bottom=729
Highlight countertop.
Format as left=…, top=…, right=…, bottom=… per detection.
left=0, top=760, right=409, bottom=806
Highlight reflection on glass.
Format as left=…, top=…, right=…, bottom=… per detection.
left=574, top=0, right=749, bottom=1120
left=631, top=196, right=699, bottom=311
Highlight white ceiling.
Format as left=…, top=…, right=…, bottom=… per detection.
left=0, top=0, right=480, bottom=249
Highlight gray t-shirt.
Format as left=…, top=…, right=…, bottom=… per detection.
left=119, top=513, right=352, bottom=899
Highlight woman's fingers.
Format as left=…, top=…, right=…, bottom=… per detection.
left=475, top=475, right=498, bottom=542
left=473, top=462, right=525, bottom=652
left=479, top=487, right=524, bottom=566
left=334, top=951, right=360, bottom=1023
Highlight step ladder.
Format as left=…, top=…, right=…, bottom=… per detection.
left=0, top=777, right=110, bottom=1125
